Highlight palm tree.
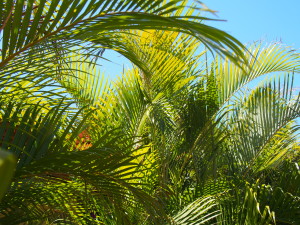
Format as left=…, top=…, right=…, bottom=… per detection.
left=0, top=0, right=299, bottom=224
left=0, top=0, right=250, bottom=224
left=93, top=30, right=300, bottom=224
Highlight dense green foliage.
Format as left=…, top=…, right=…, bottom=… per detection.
left=0, top=0, right=299, bottom=224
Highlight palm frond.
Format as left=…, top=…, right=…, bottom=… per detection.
left=0, top=147, right=166, bottom=224
left=1, top=0, right=247, bottom=70
left=213, top=44, right=300, bottom=105
left=172, top=196, right=220, bottom=225
left=218, top=185, right=275, bottom=225
left=226, top=74, right=300, bottom=173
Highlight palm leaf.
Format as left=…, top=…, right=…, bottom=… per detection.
left=226, top=74, right=300, bottom=173
left=172, top=196, right=220, bottom=225
left=1, top=0, right=247, bottom=70
left=213, top=44, right=300, bottom=105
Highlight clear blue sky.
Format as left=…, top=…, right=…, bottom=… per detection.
left=204, top=0, right=300, bottom=48
left=101, top=0, right=300, bottom=89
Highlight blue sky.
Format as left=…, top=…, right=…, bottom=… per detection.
left=101, top=0, right=300, bottom=89
left=204, top=0, right=300, bottom=89
left=204, top=0, right=300, bottom=48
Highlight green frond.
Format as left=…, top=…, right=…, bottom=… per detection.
left=1, top=0, right=247, bottom=70
left=0, top=1, right=299, bottom=223
left=58, top=54, right=110, bottom=107
left=217, top=184, right=275, bottom=225
left=253, top=183, right=300, bottom=224
left=172, top=196, right=220, bottom=224
left=214, top=43, right=300, bottom=105
left=226, top=74, right=300, bottom=173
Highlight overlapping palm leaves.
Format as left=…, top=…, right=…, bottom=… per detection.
left=1, top=0, right=300, bottom=224
left=0, top=0, right=248, bottom=223
left=101, top=30, right=300, bottom=224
